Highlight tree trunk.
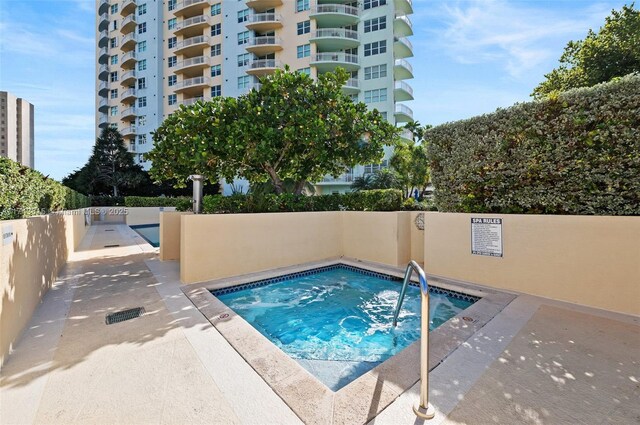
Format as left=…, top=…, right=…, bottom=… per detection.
left=264, top=164, right=284, bottom=195
left=293, top=180, right=307, bottom=195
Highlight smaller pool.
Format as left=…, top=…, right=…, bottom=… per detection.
left=130, top=224, right=159, bottom=247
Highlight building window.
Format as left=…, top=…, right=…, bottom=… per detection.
left=110, top=106, right=118, bottom=116
left=364, top=40, right=386, bottom=56
left=237, top=31, right=250, bottom=45
left=296, top=0, right=310, bottom=12
left=168, top=18, right=177, bottom=30
left=110, top=89, right=118, bottom=99
left=168, top=37, right=177, bottom=49
left=138, top=40, right=147, bottom=52
left=168, top=56, right=177, bottom=67
left=138, top=3, right=146, bottom=15
left=110, top=55, right=118, bottom=65
left=211, top=3, right=221, bottom=15
left=138, top=134, right=147, bottom=144
left=211, top=23, right=221, bottom=36
left=237, top=9, right=249, bottom=23
left=168, top=75, right=177, bottom=86
left=237, top=75, right=250, bottom=89
left=138, top=59, right=147, bottom=70
left=348, top=93, right=358, bottom=102
left=138, top=96, right=147, bottom=108
left=364, top=64, right=387, bottom=80
left=110, top=71, right=118, bottom=82
left=138, top=77, right=146, bottom=89
left=364, top=16, right=386, bottom=33
left=110, top=37, right=117, bottom=48
left=297, top=67, right=311, bottom=76
left=237, top=53, right=251, bottom=67
left=211, top=85, right=221, bottom=97
left=168, top=94, right=177, bottom=106
left=138, top=22, right=146, bottom=34
left=211, top=64, right=221, bottom=77
left=364, top=88, right=387, bottom=103
left=297, top=20, right=310, bottom=35
left=211, top=43, right=221, bottom=56
left=168, top=0, right=177, bottom=11
left=112, top=20, right=117, bottom=31
left=296, top=44, right=310, bottom=58
left=364, top=0, right=386, bottom=10
left=138, top=115, right=146, bottom=126
left=110, top=4, right=118, bottom=14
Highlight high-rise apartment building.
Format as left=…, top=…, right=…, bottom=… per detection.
left=96, top=0, right=414, bottom=194
left=0, top=91, right=35, bottom=168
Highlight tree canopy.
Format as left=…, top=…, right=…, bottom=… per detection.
left=532, top=4, right=640, bottom=99
left=147, top=68, right=399, bottom=194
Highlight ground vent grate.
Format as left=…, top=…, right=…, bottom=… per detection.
left=104, top=244, right=120, bottom=247
left=105, top=307, right=145, bottom=325
left=105, top=229, right=115, bottom=232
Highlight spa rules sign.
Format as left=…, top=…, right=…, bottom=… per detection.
left=471, top=218, right=503, bottom=257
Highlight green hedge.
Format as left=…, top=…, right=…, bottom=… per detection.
left=202, top=189, right=404, bottom=214
left=89, top=195, right=125, bottom=206
left=0, top=157, right=90, bottom=220
left=124, top=196, right=192, bottom=210
left=426, top=74, right=640, bottom=215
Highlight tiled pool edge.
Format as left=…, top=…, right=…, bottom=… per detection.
left=183, top=259, right=515, bottom=425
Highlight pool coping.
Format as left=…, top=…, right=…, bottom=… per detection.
left=129, top=224, right=160, bottom=248
left=182, top=258, right=516, bottom=425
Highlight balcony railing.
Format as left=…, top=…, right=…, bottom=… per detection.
left=121, top=125, right=137, bottom=136
left=121, top=88, right=137, bottom=99
left=121, top=51, right=136, bottom=63
left=249, top=59, right=279, bottom=70
left=394, top=58, right=413, bottom=75
left=121, top=107, right=137, bottom=117
left=313, top=52, right=358, bottom=65
left=394, top=81, right=413, bottom=97
left=314, top=28, right=358, bottom=40
left=322, top=174, right=355, bottom=183
left=175, top=15, right=210, bottom=31
left=344, top=78, right=359, bottom=89
left=98, top=81, right=109, bottom=93
left=395, top=36, right=413, bottom=50
left=175, top=76, right=210, bottom=89
left=174, top=35, right=209, bottom=50
left=175, top=55, right=210, bottom=71
left=180, top=96, right=207, bottom=106
left=121, top=70, right=136, bottom=82
left=395, top=103, right=414, bottom=119
left=313, top=4, right=358, bottom=16
left=247, top=12, right=281, bottom=24
left=248, top=36, right=280, bottom=46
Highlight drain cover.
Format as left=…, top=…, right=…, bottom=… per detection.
left=105, top=229, right=115, bottom=232
left=105, top=307, right=145, bottom=325
left=104, top=244, right=120, bottom=248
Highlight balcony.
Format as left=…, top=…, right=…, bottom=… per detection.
left=121, top=125, right=137, bottom=138
left=174, top=76, right=211, bottom=94
left=395, top=0, right=413, bottom=15
left=121, top=70, right=136, bottom=86
left=180, top=96, right=208, bottom=107
left=246, top=59, right=281, bottom=77
left=98, top=0, right=109, bottom=14
left=239, top=82, right=262, bottom=94
left=128, top=142, right=137, bottom=153
left=394, top=36, right=413, bottom=58
left=173, top=35, right=209, bottom=55
left=394, top=103, right=413, bottom=122
left=394, top=14, right=413, bottom=37
left=98, top=99, right=109, bottom=112
left=399, top=128, right=414, bottom=142
left=342, top=78, right=359, bottom=94
left=98, top=64, right=109, bottom=80
left=174, top=15, right=210, bottom=36
left=394, top=81, right=414, bottom=101
left=311, top=52, right=359, bottom=72
left=394, top=58, right=413, bottom=80
left=98, top=13, right=109, bottom=31
left=120, top=14, right=137, bottom=34
left=317, top=173, right=355, bottom=185
left=121, top=33, right=137, bottom=51
left=310, top=28, right=359, bottom=50
left=98, top=30, right=109, bottom=47
left=98, top=81, right=109, bottom=96
left=174, top=55, right=211, bottom=75
left=245, top=0, right=283, bottom=12
left=245, top=13, right=282, bottom=32
left=310, top=4, right=359, bottom=27
left=245, top=36, right=282, bottom=56
left=120, top=88, right=137, bottom=103
left=121, top=0, right=137, bottom=16
left=98, top=114, right=109, bottom=128
left=120, top=51, right=137, bottom=69
left=98, top=47, right=109, bottom=64
left=173, top=0, right=209, bottom=17
left=121, top=107, right=138, bottom=119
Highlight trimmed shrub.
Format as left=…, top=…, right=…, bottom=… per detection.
left=426, top=74, right=640, bottom=215
left=89, top=195, right=125, bottom=207
left=201, top=189, right=403, bottom=214
left=124, top=196, right=192, bottom=210
left=0, top=157, right=90, bottom=220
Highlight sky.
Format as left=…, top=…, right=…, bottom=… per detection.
left=0, top=0, right=629, bottom=180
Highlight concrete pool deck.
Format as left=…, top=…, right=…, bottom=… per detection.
left=1, top=224, right=638, bottom=424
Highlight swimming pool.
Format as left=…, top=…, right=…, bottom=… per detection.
left=130, top=224, right=159, bottom=247
left=214, top=264, right=476, bottom=391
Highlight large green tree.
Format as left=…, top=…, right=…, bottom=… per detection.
left=148, top=68, right=398, bottom=194
left=390, top=124, right=430, bottom=198
left=532, top=4, right=640, bottom=99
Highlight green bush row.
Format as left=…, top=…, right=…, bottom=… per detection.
left=0, top=157, right=90, bottom=220
left=124, top=196, right=192, bottom=210
left=426, top=74, right=640, bottom=215
left=201, top=189, right=404, bottom=214
left=89, top=195, right=125, bottom=206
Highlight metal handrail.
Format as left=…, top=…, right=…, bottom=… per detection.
left=392, top=261, right=435, bottom=420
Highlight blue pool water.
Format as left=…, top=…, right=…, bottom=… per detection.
left=215, top=265, right=476, bottom=391
left=130, top=224, right=159, bottom=247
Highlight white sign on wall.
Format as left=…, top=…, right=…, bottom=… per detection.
left=2, top=225, right=14, bottom=246
left=471, top=218, right=503, bottom=257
